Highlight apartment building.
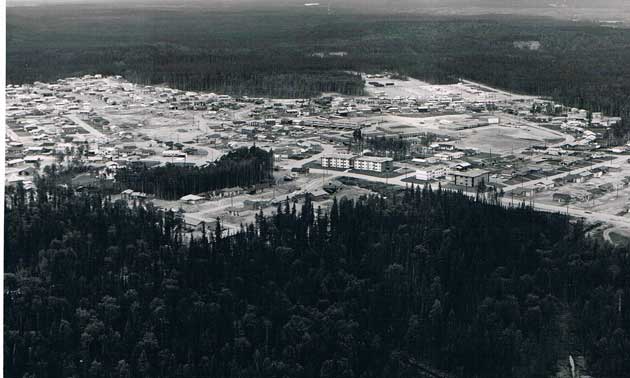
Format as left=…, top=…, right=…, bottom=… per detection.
left=321, top=154, right=354, bottom=169
left=415, top=165, right=448, bottom=181
left=353, top=156, right=393, bottom=173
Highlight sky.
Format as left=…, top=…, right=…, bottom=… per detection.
left=6, top=0, right=628, bottom=5
left=6, top=0, right=630, bottom=21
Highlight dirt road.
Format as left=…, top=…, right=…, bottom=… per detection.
left=66, top=113, right=107, bottom=139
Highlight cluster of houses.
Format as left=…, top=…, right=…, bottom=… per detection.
left=7, top=73, right=629, bottom=218
left=506, top=162, right=630, bottom=204
left=551, top=173, right=630, bottom=204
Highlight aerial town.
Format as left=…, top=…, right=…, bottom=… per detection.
left=5, top=72, right=630, bottom=242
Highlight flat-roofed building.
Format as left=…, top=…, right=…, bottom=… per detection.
left=162, top=150, right=187, bottom=158
left=321, top=154, right=354, bottom=169
left=353, top=156, right=393, bottom=172
left=415, top=165, right=448, bottom=181
left=450, top=169, right=490, bottom=188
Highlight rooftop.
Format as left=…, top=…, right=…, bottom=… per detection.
left=354, top=156, right=393, bottom=163
left=451, top=169, right=490, bottom=178
left=180, top=194, right=205, bottom=202
left=322, top=154, right=355, bottom=160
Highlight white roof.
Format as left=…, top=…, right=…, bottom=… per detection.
left=354, top=156, right=393, bottom=163
left=323, top=154, right=355, bottom=160
left=451, top=169, right=490, bottom=178
left=180, top=194, right=205, bottom=202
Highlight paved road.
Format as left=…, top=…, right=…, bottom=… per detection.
left=516, top=199, right=630, bottom=229
left=310, top=166, right=630, bottom=229
left=502, top=155, right=626, bottom=193
left=311, top=168, right=410, bottom=187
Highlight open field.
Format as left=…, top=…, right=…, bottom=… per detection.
left=365, top=76, right=537, bottom=103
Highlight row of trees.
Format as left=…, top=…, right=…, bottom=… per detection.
left=364, top=136, right=411, bottom=161
left=351, top=130, right=411, bottom=161
left=5, top=173, right=630, bottom=378
left=114, top=147, right=274, bottom=200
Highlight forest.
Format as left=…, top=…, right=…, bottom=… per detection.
left=7, top=5, right=630, bottom=127
left=364, top=137, right=411, bottom=161
left=114, top=147, right=274, bottom=200
left=5, top=173, right=630, bottom=378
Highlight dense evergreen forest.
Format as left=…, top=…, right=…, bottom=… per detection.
left=115, top=147, right=274, bottom=199
left=7, top=5, right=630, bottom=123
left=5, top=174, right=630, bottom=378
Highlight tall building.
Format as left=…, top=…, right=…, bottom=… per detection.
left=450, top=169, right=490, bottom=188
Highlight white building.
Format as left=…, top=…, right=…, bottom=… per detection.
left=180, top=194, right=206, bottom=204
left=415, top=165, right=448, bottom=181
left=321, top=154, right=354, bottom=169
left=353, top=156, right=393, bottom=173
left=162, top=150, right=186, bottom=158
left=321, top=154, right=394, bottom=172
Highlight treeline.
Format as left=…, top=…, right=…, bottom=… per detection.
left=364, top=136, right=411, bottom=160
left=7, top=6, right=630, bottom=127
left=5, top=174, right=630, bottom=378
left=115, top=147, right=274, bottom=200
left=352, top=131, right=411, bottom=160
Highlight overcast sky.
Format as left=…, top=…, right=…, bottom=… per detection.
left=7, top=0, right=630, bottom=20
left=6, top=0, right=629, bottom=5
